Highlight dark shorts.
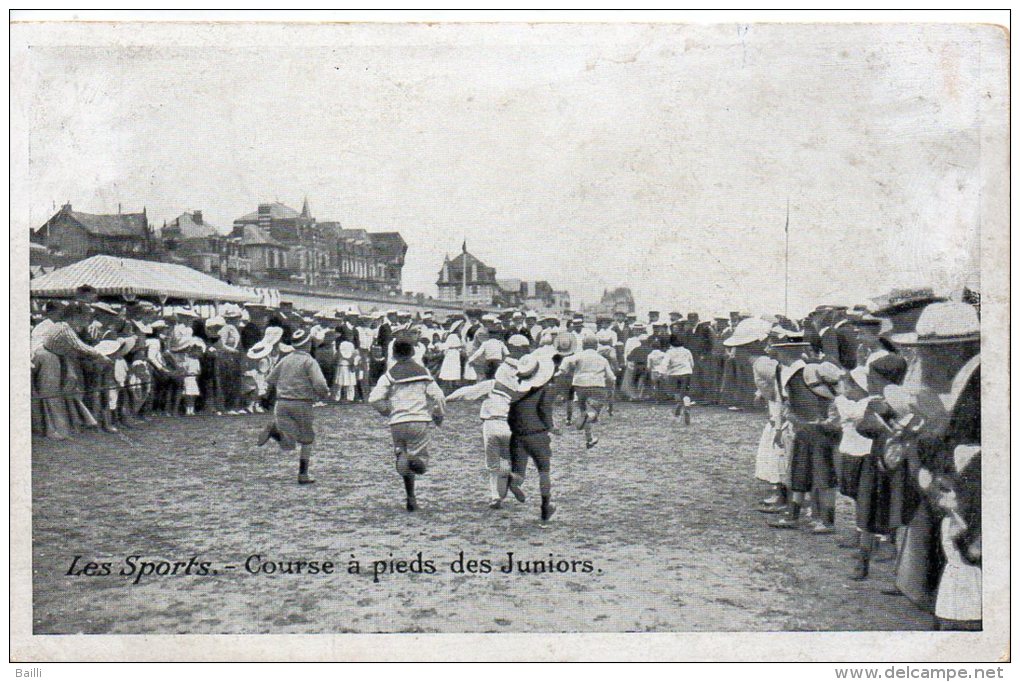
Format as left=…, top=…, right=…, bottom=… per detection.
left=575, top=386, right=608, bottom=414
left=789, top=430, right=837, bottom=493
left=511, top=432, right=552, bottom=476
left=666, top=375, right=691, bottom=393
left=275, top=399, right=316, bottom=449
left=391, top=421, right=432, bottom=476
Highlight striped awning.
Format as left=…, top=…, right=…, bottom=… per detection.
left=29, top=254, right=258, bottom=303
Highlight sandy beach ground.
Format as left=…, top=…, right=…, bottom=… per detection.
left=32, top=400, right=932, bottom=634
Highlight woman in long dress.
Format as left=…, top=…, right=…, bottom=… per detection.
left=437, top=330, right=463, bottom=391
left=752, top=353, right=786, bottom=506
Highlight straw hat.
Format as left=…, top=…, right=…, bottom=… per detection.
left=91, top=302, right=120, bottom=316
left=132, top=320, right=153, bottom=335
left=802, top=362, right=843, bottom=400
left=516, top=352, right=556, bottom=390
left=169, top=328, right=195, bottom=351
left=221, top=304, right=243, bottom=319
left=507, top=334, right=530, bottom=348
left=247, top=343, right=273, bottom=360
left=175, top=308, right=200, bottom=319
left=118, top=336, right=137, bottom=356
left=595, top=329, right=615, bottom=345
left=261, top=326, right=284, bottom=347
left=290, top=328, right=313, bottom=349
left=94, top=339, right=123, bottom=356
left=723, top=318, right=773, bottom=347
left=849, top=366, right=870, bottom=392
left=205, top=316, right=226, bottom=331
left=888, top=302, right=979, bottom=346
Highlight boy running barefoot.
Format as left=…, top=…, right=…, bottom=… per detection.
left=369, top=334, right=446, bottom=512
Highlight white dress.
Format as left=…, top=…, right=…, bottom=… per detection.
left=438, top=334, right=463, bottom=381
left=752, top=356, right=785, bottom=484
left=462, top=333, right=479, bottom=381
left=935, top=517, right=982, bottom=623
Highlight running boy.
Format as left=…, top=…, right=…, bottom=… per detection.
left=558, top=332, right=616, bottom=448
left=259, top=329, right=331, bottom=484
left=368, top=333, right=446, bottom=511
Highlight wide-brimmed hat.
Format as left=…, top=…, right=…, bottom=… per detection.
left=221, top=303, right=243, bottom=319
left=168, top=326, right=195, bottom=351
left=525, top=311, right=537, bottom=319
left=871, top=287, right=945, bottom=318
left=175, top=308, right=200, bottom=319
left=507, top=334, right=530, bottom=348
left=723, top=318, right=773, bottom=346
left=132, top=320, right=153, bottom=335
left=769, top=341, right=812, bottom=352
left=187, top=337, right=207, bottom=353
left=94, top=339, right=124, bottom=356
left=596, top=329, right=615, bottom=345
left=290, top=328, right=313, bottom=348
left=247, top=343, right=273, bottom=360
left=888, top=302, right=979, bottom=346
left=261, top=326, right=284, bottom=346
left=803, top=362, right=843, bottom=400
left=849, top=366, right=870, bottom=392
left=580, top=331, right=598, bottom=349
left=516, top=352, right=556, bottom=390
left=91, top=302, right=120, bottom=316
left=205, top=315, right=226, bottom=331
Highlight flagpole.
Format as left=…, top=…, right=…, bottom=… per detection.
left=784, top=198, right=790, bottom=318
left=461, top=238, right=468, bottom=316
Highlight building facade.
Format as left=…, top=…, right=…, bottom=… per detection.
left=34, top=203, right=156, bottom=260
left=162, top=211, right=253, bottom=284
left=230, top=199, right=407, bottom=292
left=437, top=250, right=499, bottom=305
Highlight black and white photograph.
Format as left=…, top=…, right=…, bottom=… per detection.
left=9, top=13, right=1010, bottom=663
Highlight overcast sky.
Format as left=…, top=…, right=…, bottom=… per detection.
left=14, top=22, right=1002, bottom=316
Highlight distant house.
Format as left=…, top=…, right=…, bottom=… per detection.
left=161, top=211, right=251, bottom=283
left=162, top=210, right=220, bottom=240
left=496, top=278, right=561, bottom=310
left=583, top=286, right=635, bottom=318
left=437, top=250, right=499, bottom=305
left=34, top=203, right=155, bottom=260
left=231, top=199, right=406, bottom=292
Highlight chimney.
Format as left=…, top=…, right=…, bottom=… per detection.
left=62, top=201, right=71, bottom=212
left=193, top=210, right=203, bottom=225
left=118, top=203, right=122, bottom=214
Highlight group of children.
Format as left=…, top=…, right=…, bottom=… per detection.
left=254, top=321, right=633, bottom=523
left=748, top=293, right=981, bottom=631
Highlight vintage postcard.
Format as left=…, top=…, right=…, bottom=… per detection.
left=9, top=16, right=1009, bottom=662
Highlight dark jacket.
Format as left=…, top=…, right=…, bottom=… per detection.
left=508, top=384, right=555, bottom=436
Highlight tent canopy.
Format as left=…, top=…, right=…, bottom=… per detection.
left=29, top=255, right=258, bottom=303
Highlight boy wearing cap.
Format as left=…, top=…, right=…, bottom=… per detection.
left=369, top=335, right=446, bottom=511
left=260, top=329, right=331, bottom=485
